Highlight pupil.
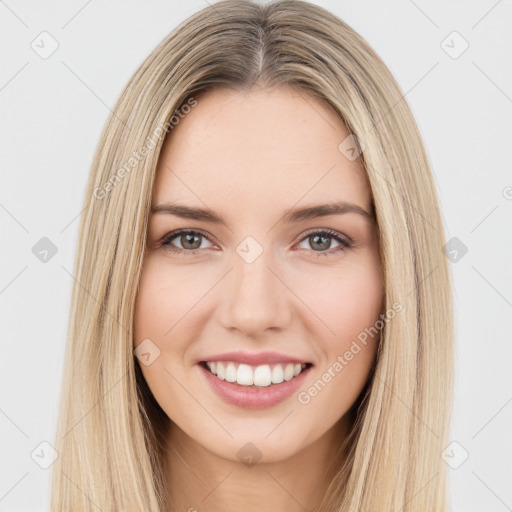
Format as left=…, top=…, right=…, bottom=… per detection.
left=183, top=233, right=200, bottom=250
left=311, top=234, right=330, bottom=251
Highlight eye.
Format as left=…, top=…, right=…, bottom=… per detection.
left=296, top=229, right=352, bottom=258
left=161, top=229, right=215, bottom=256
left=159, top=228, right=352, bottom=257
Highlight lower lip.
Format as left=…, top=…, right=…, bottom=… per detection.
left=198, top=363, right=312, bottom=410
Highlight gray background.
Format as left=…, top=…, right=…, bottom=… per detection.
left=1, top=0, right=511, bottom=510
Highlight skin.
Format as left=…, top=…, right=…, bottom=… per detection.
left=133, top=86, right=384, bottom=511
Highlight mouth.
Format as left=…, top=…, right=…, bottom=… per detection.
left=199, top=360, right=314, bottom=388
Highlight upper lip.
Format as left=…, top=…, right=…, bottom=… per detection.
left=198, top=351, right=312, bottom=366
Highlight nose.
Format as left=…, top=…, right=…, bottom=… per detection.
left=218, top=250, right=293, bottom=337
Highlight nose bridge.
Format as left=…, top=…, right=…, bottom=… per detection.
left=219, top=239, right=291, bottom=334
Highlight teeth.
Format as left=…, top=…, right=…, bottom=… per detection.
left=283, top=363, right=294, bottom=381
left=225, top=362, right=237, bottom=382
left=205, top=361, right=308, bottom=387
left=271, top=364, right=283, bottom=384
left=216, top=362, right=226, bottom=380
left=237, top=364, right=254, bottom=385
left=253, top=365, right=272, bottom=386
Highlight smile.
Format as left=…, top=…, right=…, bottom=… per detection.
left=198, top=360, right=313, bottom=409
left=201, top=361, right=312, bottom=387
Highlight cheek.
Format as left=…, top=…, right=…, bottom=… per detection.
left=296, top=262, right=383, bottom=419
left=304, top=256, right=383, bottom=394
left=133, top=262, right=167, bottom=345
left=132, top=260, right=194, bottom=419
left=133, top=257, right=197, bottom=344
left=308, top=257, right=383, bottom=342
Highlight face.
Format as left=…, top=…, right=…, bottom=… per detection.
left=133, top=86, right=384, bottom=464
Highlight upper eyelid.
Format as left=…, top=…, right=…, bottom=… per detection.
left=300, top=227, right=352, bottom=244
left=165, top=228, right=216, bottom=245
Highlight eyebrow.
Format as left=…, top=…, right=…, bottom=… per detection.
left=150, top=201, right=375, bottom=227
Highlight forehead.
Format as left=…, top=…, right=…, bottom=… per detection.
left=153, top=87, right=371, bottom=213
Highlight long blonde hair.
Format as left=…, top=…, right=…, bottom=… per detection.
left=50, top=0, right=454, bottom=510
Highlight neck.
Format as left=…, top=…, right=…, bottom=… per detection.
left=164, top=416, right=351, bottom=512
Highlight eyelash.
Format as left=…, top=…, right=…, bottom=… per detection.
left=160, top=228, right=352, bottom=258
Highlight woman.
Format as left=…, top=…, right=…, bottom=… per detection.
left=50, top=1, right=454, bottom=510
